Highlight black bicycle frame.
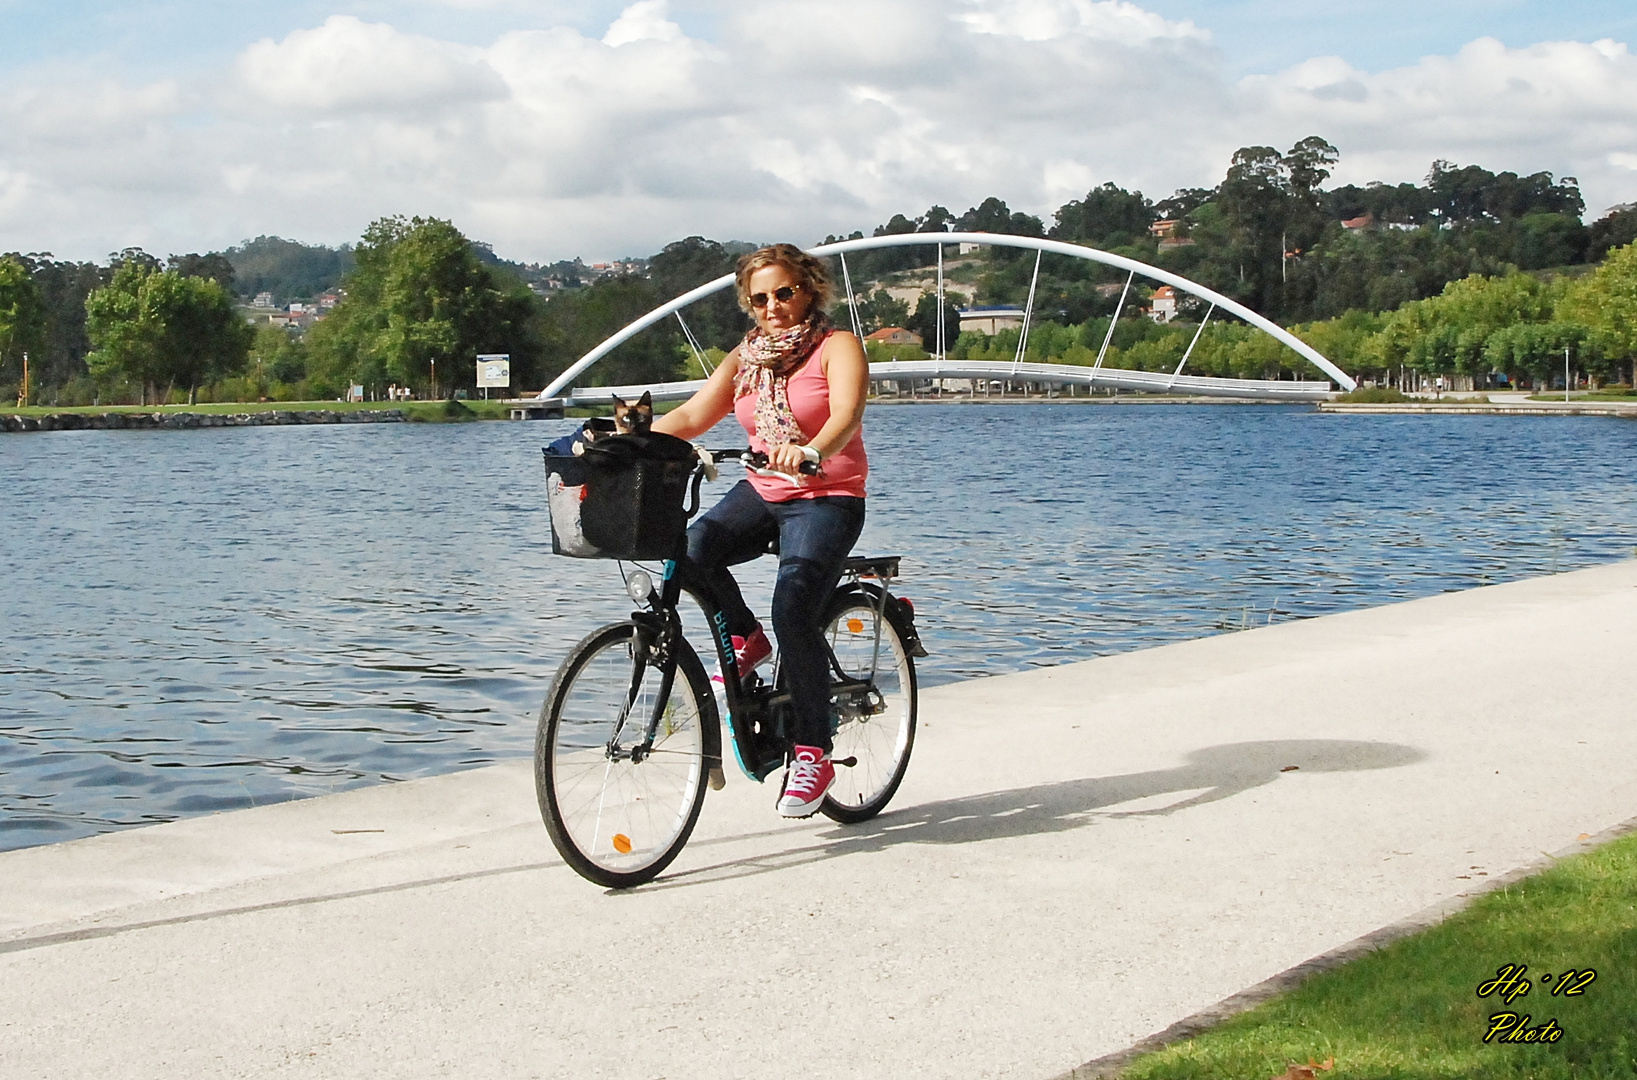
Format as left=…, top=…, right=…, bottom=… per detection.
left=616, top=453, right=900, bottom=785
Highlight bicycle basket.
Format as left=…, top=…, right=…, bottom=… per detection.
left=542, top=432, right=697, bottom=559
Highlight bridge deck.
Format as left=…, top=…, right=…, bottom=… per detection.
left=549, top=359, right=1332, bottom=409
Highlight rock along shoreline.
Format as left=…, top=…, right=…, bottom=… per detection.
left=1, top=409, right=407, bottom=433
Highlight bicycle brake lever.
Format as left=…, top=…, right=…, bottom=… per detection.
left=693, top=444, right=719, bottom=482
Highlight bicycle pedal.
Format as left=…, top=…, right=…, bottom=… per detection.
left=833, top=755, right=858, bottom=768
left=708, top=766, right=726, bottom=790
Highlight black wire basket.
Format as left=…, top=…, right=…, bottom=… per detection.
left=542, top=433, right=697, bottom=560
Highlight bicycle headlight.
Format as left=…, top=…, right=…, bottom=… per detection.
left=624, top=569, right=653, bottom=603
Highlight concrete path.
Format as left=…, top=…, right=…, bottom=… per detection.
left=4, top=561, right=1636, bottom=1079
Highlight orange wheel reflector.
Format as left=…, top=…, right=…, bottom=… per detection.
left=611, top=833, right=632, bottom=854
left=846, top=618, right=865, bottom=633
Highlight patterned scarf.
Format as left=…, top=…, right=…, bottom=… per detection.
left=734, top=311, right=832, bottom=449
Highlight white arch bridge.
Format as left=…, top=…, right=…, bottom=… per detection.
left=526, top=231, right=1354, bottom=413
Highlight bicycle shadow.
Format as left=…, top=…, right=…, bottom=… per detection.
left=642, top=739, right=1426, bottom=892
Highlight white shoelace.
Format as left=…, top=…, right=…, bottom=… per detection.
left=786, top=755, right=824, bottom=794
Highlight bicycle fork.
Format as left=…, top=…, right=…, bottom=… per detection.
left=611, top=610, right=679, bottom=764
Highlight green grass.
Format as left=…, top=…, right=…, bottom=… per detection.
left=1527, top=390, right=1637, bottom=402
left=1333, top=386, right=1411, bottom=404
left=1118, top=831, right=1637, bottom=1079
left=1, top=398, right=516, bottom=422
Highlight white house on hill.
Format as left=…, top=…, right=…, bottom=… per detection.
left=957, top=306, right=1026, bottom=334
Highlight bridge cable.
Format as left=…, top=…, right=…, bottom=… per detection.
left=838, top=253, right=866, bottom=345
left=675, top=311, right=712, bottom=376
left=1093, top=270, right=1135, bottom=373
left=935, top=240, right=945, bottom=361
left=1013, top=249, right=1043, bottom=377
left=1167, top=303, right=1216, bottom=389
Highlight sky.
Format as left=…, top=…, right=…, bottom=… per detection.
left=2, top=0, right=1635, bottom=264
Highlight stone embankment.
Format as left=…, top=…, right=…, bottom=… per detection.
left=1319, top=402, right=1637, bottom=417
left=1, top=410, right=406, bottom=433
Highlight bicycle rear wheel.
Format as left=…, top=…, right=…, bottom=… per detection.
left=536, top=622, right=713, bottom=888
left=820, top=589, right=917, bottom=824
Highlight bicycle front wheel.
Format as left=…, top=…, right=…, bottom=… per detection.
left=536, top=622, right=712, bottom=888
left=820, top=589, right=917, bottom=824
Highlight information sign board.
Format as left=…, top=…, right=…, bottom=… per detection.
left=476, top=355, right=511, bottom=388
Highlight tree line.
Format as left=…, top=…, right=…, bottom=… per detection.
left=4, top=136, right=1636, bottom=406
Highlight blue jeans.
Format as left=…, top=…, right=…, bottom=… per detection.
left=683, top=480, right=866, bottom=752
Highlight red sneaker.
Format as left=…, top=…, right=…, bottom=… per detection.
left=777, top=745, right=835, bottom=818
left=733, top=625, right=772, bottom=677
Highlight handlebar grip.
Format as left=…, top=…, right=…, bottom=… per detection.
left=743, top=450, right=819, bottom=476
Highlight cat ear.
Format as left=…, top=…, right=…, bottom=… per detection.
left=610, top=394, right=627, bottom=409
left=637, top=391, right=652, bottom=407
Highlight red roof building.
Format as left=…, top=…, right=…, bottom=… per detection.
left=865, top=327, right=923, bottom=346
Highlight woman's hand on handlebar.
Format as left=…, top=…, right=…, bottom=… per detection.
left=764, top=442, right=816, bottom=477
left=703, top=447, right=818, bottom=477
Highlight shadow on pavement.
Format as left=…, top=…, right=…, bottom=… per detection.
left=646, top=739, right=1426, bottom=891
left=2, top=740, right=1426, bottom=939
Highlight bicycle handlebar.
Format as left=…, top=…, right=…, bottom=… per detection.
left=702, top=447, right=820, bottom=476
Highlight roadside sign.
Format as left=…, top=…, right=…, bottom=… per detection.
left=477, top=355, right=511, bottom=388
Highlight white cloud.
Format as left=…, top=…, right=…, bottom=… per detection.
left=1, top=5, right=1634, bottom=264
left=238, top=16, right=506, bottom=113
left=1239, top=37, right=1637, bottom=198
left=602, top=1, right=683, bottom=47
left=956, top=0, right=1208, bottom=46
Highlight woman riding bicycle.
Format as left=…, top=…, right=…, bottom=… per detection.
left=654, top=243, right=869, bottom=818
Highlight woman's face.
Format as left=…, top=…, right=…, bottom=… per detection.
left=746, top=263, right=813, bottom=333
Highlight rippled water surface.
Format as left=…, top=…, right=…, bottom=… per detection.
left=3, top=404, right=1635, bottom=850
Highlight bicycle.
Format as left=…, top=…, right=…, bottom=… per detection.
left=536, top=440, right=926, bottom=889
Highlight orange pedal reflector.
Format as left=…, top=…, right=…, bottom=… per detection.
left=611, top=833, right=632, bottom=854
left=846, top=618, right=864, bottom=633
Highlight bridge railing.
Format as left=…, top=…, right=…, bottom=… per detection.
left=566, top=358, right=1333, bottom=406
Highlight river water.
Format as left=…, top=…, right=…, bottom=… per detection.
left=3, top=404, right=1635, bottom=851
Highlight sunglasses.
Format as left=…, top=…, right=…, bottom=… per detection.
left=748, top=284, right=803, bottom=308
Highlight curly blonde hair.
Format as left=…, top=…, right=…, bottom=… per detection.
left=734, top=243, right=835, bottom=315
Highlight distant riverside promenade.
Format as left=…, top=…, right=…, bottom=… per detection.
left=1, top=409, right=406, bottom=433
left=8, top=392, right=1636, bottom=432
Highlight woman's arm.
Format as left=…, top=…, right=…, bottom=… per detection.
left=765, top=331, right=869, bottom=474
left=653, top=349, right=740, bottom=441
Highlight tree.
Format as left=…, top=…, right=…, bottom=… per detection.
left=248, top=324, right=309, bottom=389
left=1050, top=183, right=1154, bottom=248
left=85, top=263, right=164, bottom=402
left=8, top=255, right=106, bottom=399
left=1589, top=207, right=1637, bottom=262
left=308, top=216, right=542, bottom=396
left=167, top=253, right=236, bottom=292
left=906, top=289, right=964, bottom=355
left=851, top=288, right=909, bottom=334
left=1284, top=136, right=1339, bottom=197
left=647, top=236, right=745, bottom=351
left=84, top=263, right=253, bottom=404
left=957, top=197, right=1044, bottom=237
left=224, top=236, right=355, bottom=303
left=1560, top=239, right=1637, bottom=385
left=0, top=255, right=46, bottom=400
left=535, top=276, right=683, bottom=388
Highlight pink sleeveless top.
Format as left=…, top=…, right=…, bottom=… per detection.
left=734, top=332, right=868, bottom=502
